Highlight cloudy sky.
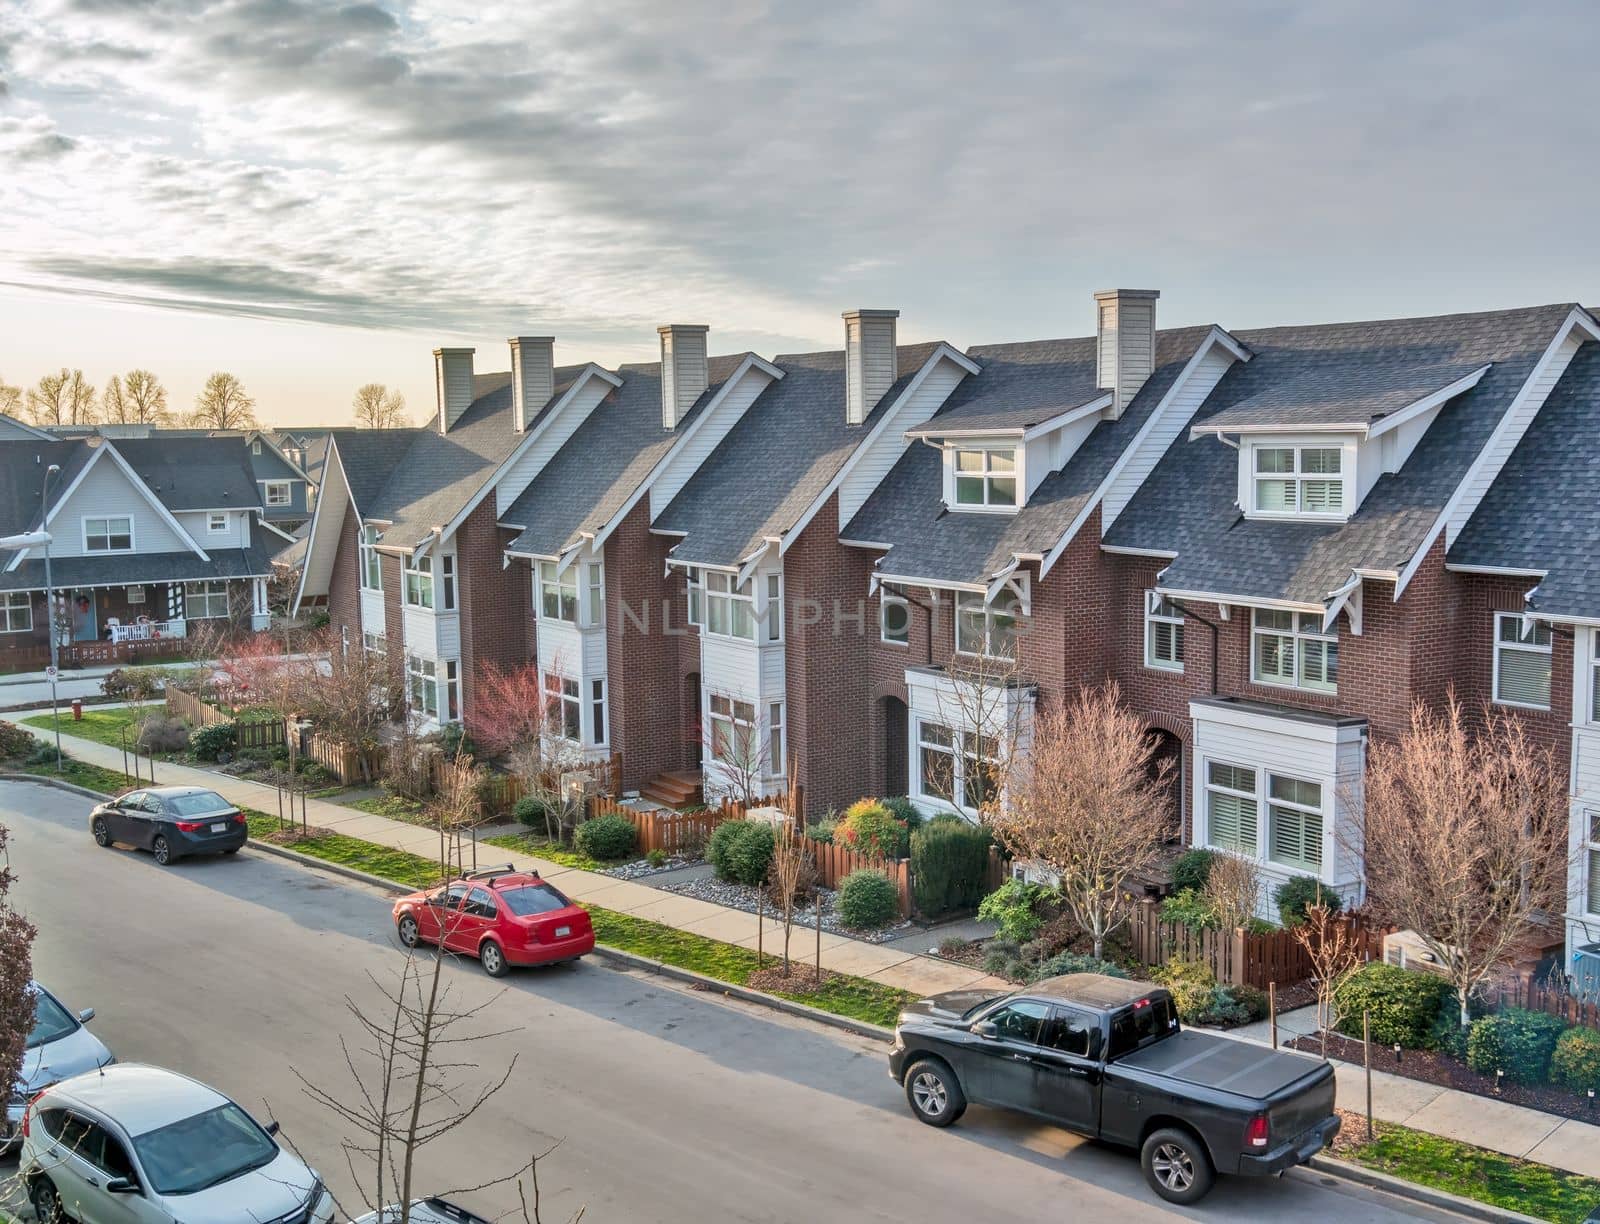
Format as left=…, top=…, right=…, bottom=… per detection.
left=1, top=0, right=1596, bottom=427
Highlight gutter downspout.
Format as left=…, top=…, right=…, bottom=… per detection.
left=1174, top=599, right=1221, bottom=696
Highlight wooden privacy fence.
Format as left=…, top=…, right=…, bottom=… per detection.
left=1489, top=975, right=1600, bottom=1033
left=1126, top=899, right=1386, bottom=990
left=166, top=686, right=285, bottom=748
left=808, top=839, right=913, bottom=917
left=303, top=731, right=383, bottom=783
left=590, top=795, right=737, bottom=856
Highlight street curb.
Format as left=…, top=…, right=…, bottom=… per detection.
left=1305, top=1155, right=1550, bottom=1224
left=242, top=836, right=897, bottom=1043
left=0, top=772, right=117, bottom=802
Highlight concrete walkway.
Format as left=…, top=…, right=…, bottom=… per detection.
left=16, top=710, right=1600, bottom=1181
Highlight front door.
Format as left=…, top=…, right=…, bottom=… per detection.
left=966, top=1000, right=1050, bottom=1112
left=70, top=590, right=97, bottom=642
left=1029, top=1006, right=1102, bottom=1134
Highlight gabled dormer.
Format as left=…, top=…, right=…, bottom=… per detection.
left=1191, top=363, right=1493, bottom=524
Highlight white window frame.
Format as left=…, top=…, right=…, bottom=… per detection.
left=251, top=439, right=262, bottom=455
left=125, top=585, right=145, bottom=605
left=263, top=480, right=292, bottom=508
left=439, top=554, right=455, bottom=612
left=184, top=579, right=229, bottom=620
left=914, top=718, right=998, bottom=814
left=537, top=560, right=578, bottom=624
left=0, top=591, right=32, bottom=633
left=362, top=630, right=386, bottom=658
left=586, top=562, right=604, bottom=629
left=444, top=659, right=460, bottom=724
left=1144, top=590, right=1184, bottom=672
left=881, top=585, right=909, bottom=645
left=1267, top=773, right=1324, bottom=873
left=708, top=693, right=757, bottom=765
left=83, top=515, right=133, bottom=554
left=1249, top=443, right=1347, bottom=519
left=1205, top=760, right=1259, bottom=857
left=768, top=701, right=784, bottom=775
left=1585, top=810, right=1600, bottom=918
left=704, top=571, right=755, bottom=641
left=685, top=567, right=703, bottom=628
left=360, top=525, right=382, bottom=591
left=591, top=678, right=608, bottom=747
left=543, top=671, right=580, bottom=742
left=955, top=590, right=1019, bottom=659
left=407, top=654, right=439, bottom=719
left=1493, top=612, right=1552, bottom=710
left=403, top=558, right=434, bottom=610
left=1251, top=609, right=1337, bottom=694
left=1592, top=631, right=1600, bottom=724
left=764, top=572, right=783, bottom=643
left=949, top=446, right=1020, bottom=511
left=207, top=512, right=229, bottom=534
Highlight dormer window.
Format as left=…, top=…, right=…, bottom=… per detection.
left=1250, top=444, right=1346, bottom=517
left=955, top=589, right=1020, bottom=658
left=952, top=447, right=1018, bottom=509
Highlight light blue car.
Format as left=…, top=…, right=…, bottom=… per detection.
left=4, top=982, right=114, bottom=1152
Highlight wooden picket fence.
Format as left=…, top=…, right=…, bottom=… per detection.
left=166, top=686, right=285, bottom=748
left=1488, top=975, right=1600, bottom=1034
left=590, top=795, right=739, bottom=856
left=1126, top=899, right=1386, bottom=990
left=808, top=839, right=913, bottom=917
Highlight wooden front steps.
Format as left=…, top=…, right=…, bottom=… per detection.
left=639, top=768, right=703, bottom=809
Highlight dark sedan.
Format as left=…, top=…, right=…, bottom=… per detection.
left=90, top=785, right=248, bottom=865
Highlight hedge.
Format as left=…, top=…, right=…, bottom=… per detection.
left=910, top=819, right=990, bottom=917
left=1334, top=963, right=1456, bottom=1049
left=707, top=820, right=775, bottom=887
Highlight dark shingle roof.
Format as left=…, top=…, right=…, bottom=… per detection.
left=655, top=343, right=945, bottom=567
left=844, top=327, right=1214, bottom=583
left=1452, top=340, right=1600, bottom=619
left=1105, top=304, right=1576, bottom=604
left=112, top=436, right=261, bottom=511
left=502, top=355, right=748, bottom=558
left=0, top=547, right=272, bottom=593
left=1196, top=360, right=1487, bottom=433
left=904, top=337, right=1101, bottom=436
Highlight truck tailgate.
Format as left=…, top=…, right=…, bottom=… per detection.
left=1118, top=1030, right=1329, bottom=1101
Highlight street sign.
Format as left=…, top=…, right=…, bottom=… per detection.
left=44, top=665, right=57, bottom=681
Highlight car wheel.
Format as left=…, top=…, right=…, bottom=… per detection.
left=152, top=835, right=172, bottom=866
left=397, top=914, right=421, bottom=948
left=904, top=1058, right=965, bottom=1127
left=480, top=939, right=509, bottom=977
left=1141, top=1126, right=1216, bottom=1205
left=92, top=816, right=112, bottom=847
left=30, top=1177, right=65, bottom=1223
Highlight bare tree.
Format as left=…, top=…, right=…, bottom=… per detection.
left=0, top=822, right=38, bottom=1118
left=923, top=640, right=1027, bottom=819
left=1359, top=696, right=1571, bottom=1027
left=1203, top=853, right=1261, bottom=932
left=190, top=371, right=258, bottom=429
left=1293, top=905, right=1364, bottom=1057
left=284, top=631, right=403, bottom=783
left=704, top=693, right=771, bottom=806
left=27, top=368, right=97, bottom=426
left=431, top=752, right=483, bottom=875
left=353, top=383, right=410, bottom=429
left=0, top=375, right=22, bottom=416
left=988, top=682, right=1172, bottom=960
left=466, top=661, right=586, bottom=841
left=101, top=375, right=132, bottom=425
left=766, top=781, right=815, bottom=976
left=123, top=369, right=171, bottom=424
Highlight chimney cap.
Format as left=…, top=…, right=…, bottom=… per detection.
left=657, top=323, right=710, bottom=335
left=508, top=335, right=555, bottom=345
left=433, top=346, right=476, bottom=356
left=1093, top=289, right=1161, bottom=302
left=841, top=308, right=901, bottom=321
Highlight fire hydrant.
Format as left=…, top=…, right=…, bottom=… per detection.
left=71, top=698, right=83, bottom=721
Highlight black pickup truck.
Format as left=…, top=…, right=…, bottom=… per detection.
left=888, top=972, right=1339, bottom=1204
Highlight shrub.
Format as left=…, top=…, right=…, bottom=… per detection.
left=837, top=870, right=899, bottom=929
left=101, top=667, right=161, bottom=703
left=1551, top=1026, right=1600, bottom=1094
left=1028, top=952, right=1127, bottom=982
left=646, top=848, right=668, bottom=868
left=982, top=940, right=1021, bottom=978
left=300, top=762, right=331, bottom=787
left=804, top=818, right=838, bottom=845
left=574, top=813, right=638, bottom=861
left=938, top=936, right=974, bottom=958
left=24, top=741, right=55, bottom=766
left=0, top=720, right=36, bottom=760
left=190, top=721, right=237, bottom=761
left=514, top=794, right=559, bottom=830
left=881, top=795, right=923, bottom=832
left=707, top=820, right=775, bottom=886
left=977, top=879, right=1050, bottom=943
left=1170, top=849, right=1216, bottom=894
left=835, top=799, right=909, bottom=859
left=1466, top=1008, right=1567, bottom=1084
left=1231, top=984, right=1271, bottom=1023
left=910, top=819, right=992, bottom=917
left=1334, top=963, right=1456, bottom=1049
left=1153, top=960, right=1265, bottom=1027
left=1275, top=875, right=1343, bottom=928
left=1160, top=887, right=1216, bottom=932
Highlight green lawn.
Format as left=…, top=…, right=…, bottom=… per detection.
left=243, top=813, right=449, bottom=890
left=348, top=792, right=430, bottom=823
left=482, top=831, right=610, bottom=872
left=21, top=704, right=162, bottom=750
left=11, top=755, right=141, bottom=795
left=1341, top=1121, right=1600, bottom=1223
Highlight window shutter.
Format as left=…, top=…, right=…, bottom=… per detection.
left=1588, top=848, right=1600, bottom=916
left=1498, top=649, right=1551, bottom=706
left=1208, top=794, right=1257, bottom=855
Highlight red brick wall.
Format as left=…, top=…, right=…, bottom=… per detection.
left=454, top=498, right=535, bottom=722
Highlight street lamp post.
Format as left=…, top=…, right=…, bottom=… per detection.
left=42, top=463, right=62, bottom=772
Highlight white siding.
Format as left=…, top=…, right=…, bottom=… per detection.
left=1444, top=331, right=1584, bottom=546
left=535, top=616, right=582, bottom=678
left=1567, top=631, right=1600, bottom=956
left=837, top=358, right=968, bottom=526
left=1101, top=345, right=1235, bottom=529
left=359, top=588, right=384, bottom=634
left=437, top=612, right=460, bottom=659
left=649, top=369, right=776, bottom=518
left=402, top=606, right=439, bottom=659
left=494, top=376, right=614, bottom=517
left=700, top=634, right=762, bottom=701
left=1024, top=413, right=1097, bottom=499
left=845, top=312, right=898, bottom=426
left=41, top=452, right=189, bottom=559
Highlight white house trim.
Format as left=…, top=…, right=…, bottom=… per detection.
left=1445, top=562, right=1549, bottom=578
left=1154, top=585, right=1326, bottom=616
left=291, top=440, right=356, bottom=615
left=1100, top=544, right=1178, bottom=559
left=1395, top=307, right=1600, bottom=600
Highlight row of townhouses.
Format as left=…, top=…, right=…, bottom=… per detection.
left=0, top=430, right=279, bottom=660
left=290, top=293, right=1600, bottom=974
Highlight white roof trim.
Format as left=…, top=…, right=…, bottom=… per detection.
left=1365, top=365, right=1492, bottom=439
left=1187, top=365, right=1492, bottom=442
left=839, top=536, right=893, bottom=551
left=869, top=563, right=987, bottom=595
left=1445, top=562, right=1548, bottom=578
left=1040, top=326, right=1250, bottom=580
left=1395, top=306, right=1599, bottom=600
left=901, top=390, right=1110, bottom=443
left=259, top=519, right=297, bottom=545
left=781, top=343, right=975, bottom=553
left=585, top=352, right=784, bottom=556
left=292, top=441, right=355, bottom=615
left=1154, top=584, right=1325, bottom=615
left=1100, top=543, right=1179, bottom=559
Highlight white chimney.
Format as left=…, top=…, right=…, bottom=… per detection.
left=1095, top=289, right=1159, bottom=419
left=509, top=336, right=555, bottom=432
left=658, top=324, right=709, bottom=429
left=433, top=347, right=475, bottom=434
left=843, top=308, right=899, bottom=426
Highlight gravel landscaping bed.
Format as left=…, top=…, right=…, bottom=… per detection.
left=601, top=856, right=704, bottom=881
left=658, top=875, right=913, bottom=943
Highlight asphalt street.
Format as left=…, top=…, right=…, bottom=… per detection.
left=2, top=780, right=1460, bottom=1223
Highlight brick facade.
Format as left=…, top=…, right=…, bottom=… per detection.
left=455, top=497, right=535, bottom=722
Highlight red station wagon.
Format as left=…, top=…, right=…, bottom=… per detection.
left=392, top=865, right=594, bottom=976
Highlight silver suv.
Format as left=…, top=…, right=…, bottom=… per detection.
left=20, top=1064, right=334, bottom=1224
left=4, top=982, right=112, bottom=1154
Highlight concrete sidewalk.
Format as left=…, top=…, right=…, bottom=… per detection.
left=15, top=711, right=1600, bottom=1182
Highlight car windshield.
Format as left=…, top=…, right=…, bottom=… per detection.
left=165, top=792, right=232, bottom=817
left=498, top=884, right=572, bottom=916
left=131, top=1103, right=278, bottom=1195
left=26, top=990, right=79, bottom=1049
left=1107, top=995, right=1179, bottom=1059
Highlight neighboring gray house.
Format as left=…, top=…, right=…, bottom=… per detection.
left=0, top=413, right=52, bottom=441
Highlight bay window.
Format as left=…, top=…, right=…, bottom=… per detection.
left=444, top=660, right=460, bottom=723
left=768, top=702, right=784, bottom=774
left=587, top=562, right=604, bottom=628
left=1267, top=774, right=1323, bottom=872
left=956, top=590, right=1019, bottom=658
left=881, top=585, right=909, bottom=644
left=705, top=571, right=755, bottom=640
left=544, top=672, right=581, bottom=741
left=184, top=580, right=229, bottom=620
left=1586, top=811, right=1600, bottom=917
left=360, top=525, right=382, bottom=591
left=362, top=630, right=386, bottom=657
left=1, top=592, right=31, bottom=633
left=1144, top=591, right=1184, bottom=671
left=1252, top=610, right=1337, bottom=693
left=591, top=679, right=607, bottom=746
left=685, top=567, right=703, bottom=627
left=953, top=447, right=1018, bottom=508
left=1592, top=631, right=1600, bottom=723
left=708, top=694, right=756, bottom=764
left=1252, top=445, right=1345, bottom=516
left=1205, top=761, right=1258, bottom=856
left=538, top=560, right=578, bottom=623
left=404, top=558, right=434, bottom=609
left=915, top=720, right=999, bottom=814
left=918, top=721, right=956, bottom=803
left=765, top=573, right=783, bottom=642
left=440, top=555, right=455, bottom=611
left=1493, top=613, right=1551, bottom=709
left=407, top=655, right=438, bottom=718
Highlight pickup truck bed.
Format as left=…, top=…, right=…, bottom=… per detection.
left=1118, top=1030, right=1323, bottom=1099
